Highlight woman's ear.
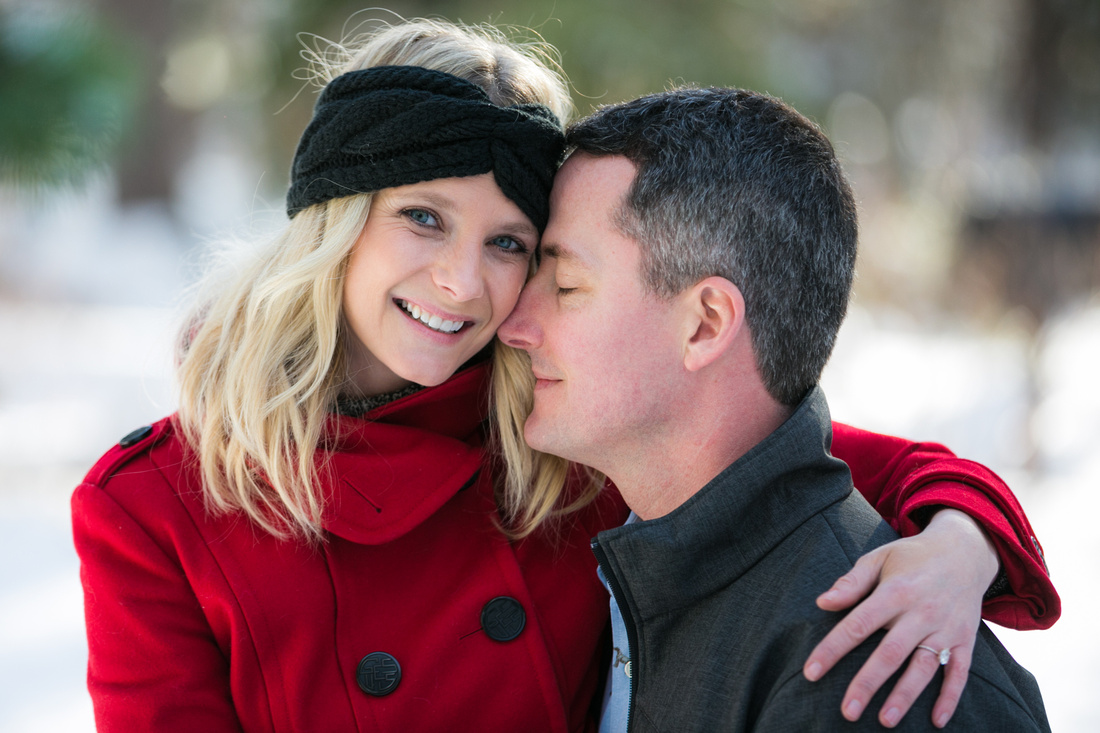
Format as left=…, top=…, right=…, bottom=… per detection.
left=682, top=276, right=745, bottom=372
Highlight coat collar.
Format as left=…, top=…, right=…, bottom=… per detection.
left=595, top=386, right=854, bottom=618
left=319, top=362, right=493, bottom=545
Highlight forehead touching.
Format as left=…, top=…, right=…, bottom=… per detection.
left=541, top=153, right=638, bottom=268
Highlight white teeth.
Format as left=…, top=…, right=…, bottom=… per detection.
left=398, top=300, right=464, bottom=333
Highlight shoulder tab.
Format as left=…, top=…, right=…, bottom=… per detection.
left=119, top=425, right=154, bottom=447
left=82, top=416, right=175, bottom=487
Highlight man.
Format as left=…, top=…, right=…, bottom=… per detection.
left=498, top=88, right=1049, bottom=731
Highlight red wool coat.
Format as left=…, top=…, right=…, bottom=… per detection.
left=72, top=364, right=1057, bottom=732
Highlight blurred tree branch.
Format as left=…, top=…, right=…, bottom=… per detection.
left=0, top=6, right=141, bottom=190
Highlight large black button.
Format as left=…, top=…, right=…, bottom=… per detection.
left=481, top=596, right=526, bottom=642
left=119, top=425, right=153, bottom=448
left=357, top=652, right=401, bottom=696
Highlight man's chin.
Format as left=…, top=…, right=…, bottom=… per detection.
left=521, top=417, right=546, bottom=453
left=522, top=414, right=568, bottom=460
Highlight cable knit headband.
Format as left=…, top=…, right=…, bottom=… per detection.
left=286, top=65, right=566, bottom=230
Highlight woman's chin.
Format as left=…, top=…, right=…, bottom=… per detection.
left=389, top=363, right=453, bottom=389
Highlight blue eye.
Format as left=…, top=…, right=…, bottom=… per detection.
left=490, top=235, right=528, bottom=255
left=404, top=208, right=438, bottom=227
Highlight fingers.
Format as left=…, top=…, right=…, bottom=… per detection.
left=835, top=623, right=929, bottom=722
left=872, top=641, right=973, bottom=728
left=804, top=595, right=885, bottom=683
left=806, top=524, right=985, bottom=725
left=816, top=547, right=886, bottom=611
left=930, top=643, right=973, bottom=728
left=874, top=644, right=950, bottom=727
left=805, top=550, right=892, bottom=682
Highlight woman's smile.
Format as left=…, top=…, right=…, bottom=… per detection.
left=395, top=298, right=470, bottom=334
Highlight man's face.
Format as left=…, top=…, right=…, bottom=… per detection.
left=498, top=153, right=686, bottom=471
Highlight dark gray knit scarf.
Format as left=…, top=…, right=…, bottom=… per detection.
left=286, top=65, right=565, bottom=231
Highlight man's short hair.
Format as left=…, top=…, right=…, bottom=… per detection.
left=567, top=88, right=858, bottom=406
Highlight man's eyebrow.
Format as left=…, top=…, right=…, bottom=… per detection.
left=540, top=242, right=584, bottom=265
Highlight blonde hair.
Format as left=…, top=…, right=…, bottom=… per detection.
left=176, top=18, right=593, bottom=542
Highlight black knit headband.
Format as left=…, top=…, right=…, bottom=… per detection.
left=286, top=65, right=566, bottom=231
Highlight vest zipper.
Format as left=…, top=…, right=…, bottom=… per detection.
left=591, top=537, right=639, bottom=733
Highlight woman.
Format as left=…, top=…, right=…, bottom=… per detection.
left=72, top=18, right=1055, bottom=732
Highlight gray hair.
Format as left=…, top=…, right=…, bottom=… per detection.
left=567, top=88, right=858, bottom=405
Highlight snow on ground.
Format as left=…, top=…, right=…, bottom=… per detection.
left=0, top=191, right=1096, bottom=730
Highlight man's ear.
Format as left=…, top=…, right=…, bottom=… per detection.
left=682, top=276, right=745, bottom=372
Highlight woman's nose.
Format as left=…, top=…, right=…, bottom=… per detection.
left=432, top=240, right=485, bottom=302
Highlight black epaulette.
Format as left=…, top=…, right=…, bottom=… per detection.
left=81, top=417, right=173, bottom=486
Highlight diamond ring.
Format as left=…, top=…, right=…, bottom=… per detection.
left=916, top=644, right=951, bottom=666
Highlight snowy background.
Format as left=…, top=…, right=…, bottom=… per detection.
left=1, top=1, right=1098, bottom=730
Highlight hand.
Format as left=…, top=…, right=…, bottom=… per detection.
left=802, top=508, right=1000, bottom=728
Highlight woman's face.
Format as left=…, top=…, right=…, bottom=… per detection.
left=342, top=172, right=538, bottom=395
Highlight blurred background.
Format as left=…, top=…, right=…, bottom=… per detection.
left=1, top=0, right=1097, bottom=730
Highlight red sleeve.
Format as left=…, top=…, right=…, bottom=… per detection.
left=72, top=481, right=245, bottom=733
left=831, top=421, right=1060, bottom=631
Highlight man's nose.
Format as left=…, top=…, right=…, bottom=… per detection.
left=498, top=284, right=541, bottom=350
left=432, top=239, right=486, bottom=302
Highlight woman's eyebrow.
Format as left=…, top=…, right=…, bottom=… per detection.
left=387, top=191, right=456, bottom=212
left=498, top=220, right=539, bottom=239
left=389, top=191, right=538, bottom=238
